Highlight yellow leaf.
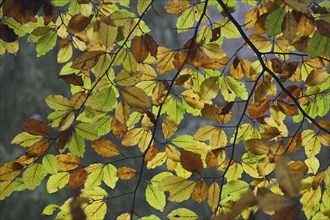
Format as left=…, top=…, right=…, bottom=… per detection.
left=147, top=152, right=167, bottom=169
left=0, top=162, right=23, bottom=181
left=162, top=117, right=177, bottom=139
left=208, top=182, right=220, bottom=211
left=157, top=47, right=175, bottom=74
left=210, top=129, right=227, bottom=150
left=84, top=201, right=107, bottom=220
left=116, top=213, right=130, bottom=220
left=164, top=0, right=190, bottom=15
left=0, top=181, right=14, bottom=200
left=121, top=128, right=144, bottom=147
left=122, top=86, right=150, bottom=113
left=300, top=187, right=322, bottom=219
left=200, top=77, right=219, bottom=100
left=225, top=162, right=243, bottom=181
left=92, top=139, right=119, bottom=157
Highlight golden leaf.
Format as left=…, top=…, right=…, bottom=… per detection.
left=56, top=154, right=81, bottom=172
left=122, top=86, right=150, bottom=113
left=192, top=180, right=209, bottom=203
left=69, top=168, right=87, bottom=189
left=117, top=167, right=136, bottom=180
left=92, top=139, right=120, bottom=157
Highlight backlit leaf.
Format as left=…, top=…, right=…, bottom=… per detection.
left=117, top=167, right=136, bottom=180
left=23, top=163, right=46, bottom=190
left=146, top=184, right=166, bottom=211
left=92, top=139, right=119, bottom=157
left=47, top=172, right=70, bottom=193
left=122, top=86, right=150, bottom=113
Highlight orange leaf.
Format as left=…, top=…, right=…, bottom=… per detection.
left=23, top=119, right=48, bottom=136
left=92, top=139, right=120, bottom=158
left=0, top=162, right=23, bottom=181
left=117, top=167, right=136, bottom=180
left=277, top=100, right=299, bottom=116
left=56, top=154, right=81, bottom=172
left=180, top=150, right=203, bottom=175
left=27, top=139, right=49, bottom=157
left=132, top=35, right=149, bottom=63
left=69, top=168, right=87, bottom=189
left=164, top=0, right=190, bottom=15
left=144, top=143, right=158, bottom=162
left=192, top=180, right=209, bottom=203
left=247, top=99, right=270, bottom=119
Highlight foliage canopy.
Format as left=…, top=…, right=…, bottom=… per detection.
left=0, top=0, right=330, bottom=219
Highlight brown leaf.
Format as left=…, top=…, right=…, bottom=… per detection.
left=201, top=104, right=232, bottom=124
left=42, top=2, right=53, bottom=25
left=316, top=19, right=330, bottom=37
left=282, top=12, right=298, bottom=43
left=210, top=27, right=221, bottom=42
left=67, top=14, right=92, bottom=34
left=56, top=128, right=73, bottom=150
left=115, top=100, right=130, bottom=125
left=117, top=167, right=136, bottom=180
left=0, top=162, right=23, bottom=181
left=191, top=180, right=209, bottom=203
left=162, top=117, right=177, bottom=139
left=132, top=35, right=149, bottom=63
left=0, top=24, right=18, bottom=42
left=287, top=133, right=302, bottom=153
left=56, top=154, right=81, bottom=172
left=244, top=138, right=269, bottom=155
left=152, top=81, right=168, bottom=106
left=206, top=148, right=224, bottom=168
left=297, top=15, right=315, bottom=37
left=226, top=191, right=257, bottom=219
left=69, top=168, right=87, bottom=189
left=71, top=51, right=103, bottom=70
left=277, top=100, right=298, bottom=116
left=247, top=99, right=270, bottom=119
left=219, top=102, right=234, bottom=115
left=70, top=91, right=87, bottom=110
left=23, top=119, right=49, bottom=136
left=122, top=86, right=150, bottom=113
left=305, top=68, right=329, bottom=86
left=180, top=150, right=203, bottom=174
left=288, top=161, right=308, bottom=176
left=144, top=143, right=158, bottom=162
left=272, top=204, right=298, bottom=220
left=275, top=157, right=304, bottom=197
left=271, top=58, right=282, bottom=73
left=268, top=141, right=286, bottom=163
left=257, top=189, right=288, bottom=212
left=261, top=127, right=281, bottom=140
left=316, top=120, right=330, bottom=129
left=111, top=117, right=127, bottom=138
left=27, top=139, right=49, bottom=157
left=173, top=52, right=186, bottom=70
left=59, top=74, right=84, bottom=86
left=92, top=139, right=120, bottom=157
left=201, top=56, right=229, bottom=69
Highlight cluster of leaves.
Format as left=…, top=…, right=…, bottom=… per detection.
left=1, top=0, right=330, bottom=219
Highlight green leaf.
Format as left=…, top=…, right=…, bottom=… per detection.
left=137, top=0, right=152, bottom=15
left=177, top=7, right=195, bottom=32
left=219, top=76, right=248, bottom=101
left=167, top=208, right=198, bottom=220
left=145, top=184, right=166, bottom=211
left=45, top=95, right=72, bottom=111
left=47, top=172, right=69, bottom=193
left=42, top=154, right=59, bottom=174
left=0, top=181, right=14, bottom=200
left=67, top=131, right=85, bottom=157
left=158, top=176, right=196, bottom=202
left=165, top=97, right=185, bottom=124
left=84, top=201, right=107, bottom=220
left=172, top=135, right=199, bottom=149
left=36, top=31, right=57, bottom=57
left=5, top=18, right=26, bottom=37
left=84, top=166, right=104, bottom=189
left=216, top=20, right=241, bottom=39
left=200, top=77, right=219, bottom=100
left=23, top=163, right=46, bottom=190
left=94, top=116, right=112, bottom=136
left=307, top=33, right=330, bottom=58
left=102, top=164, right=118, bottom=189
left=11, top=132, right=43, bottom=147
left=81, top=187, right=108, bottom=200
left=94, top=87, right=117, bottom=111
left=99, top=22, right=118, bottom=49
left=75, top=122, right=99, bottom=140
left=140, top=215, right=162, bottom=220
left=50, top=0, right=70, bottom=6
left=221, top=180, right=249, bottom=203
left=42, top=204, right=59, bottom=215
left=13, top=178, right=26, bottom=192
left=265, top=8, right=286, bottom=36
